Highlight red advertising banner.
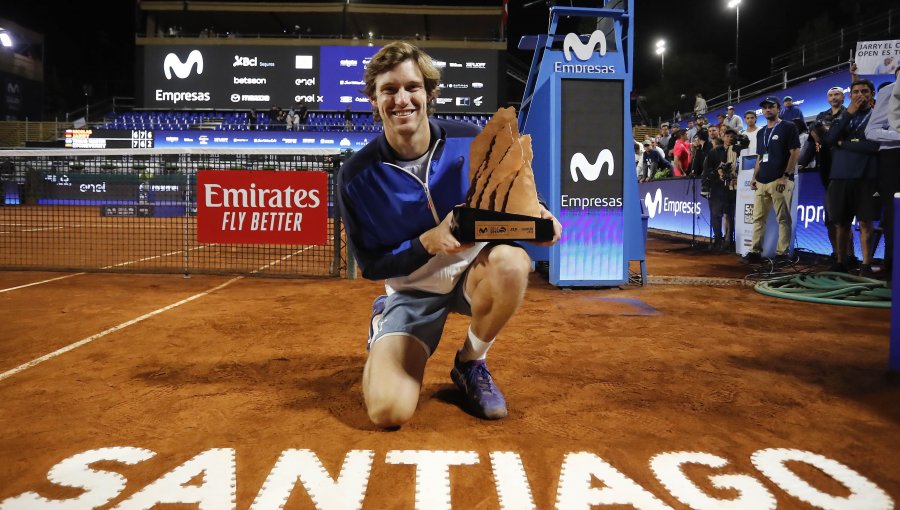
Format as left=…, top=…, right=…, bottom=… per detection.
left=197, top=170, right=328, bottom=245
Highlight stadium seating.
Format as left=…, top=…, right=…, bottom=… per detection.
left=102, top=111, right=493, bottom=132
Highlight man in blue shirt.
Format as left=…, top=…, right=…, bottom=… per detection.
left=742, top=96, right=801, bottom=264
left=780, top=95, right=805, bottom=123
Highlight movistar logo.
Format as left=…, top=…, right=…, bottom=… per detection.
left=644, top=188, right=663, bottom=219
left=570, top=150, right=614, bottom=182
left=563, top=30, right=607, bottom=61
left=163, top=50, right=203, bottom=80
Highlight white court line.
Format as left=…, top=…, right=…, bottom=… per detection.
left=0, top=226, right=66, bottom=234
left=0, top=273, right=86, bottom=294
left=0, top=276, right=243, bottom=383
left=0, top=240, right=322, bottom=383
left=101, top=245, right=207, bottom=269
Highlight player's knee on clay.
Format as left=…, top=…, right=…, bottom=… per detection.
left=366, top=392, right=418, bottom=428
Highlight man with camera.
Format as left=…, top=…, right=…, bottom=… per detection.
left=703, top=129, right=740, bottom=250
left=742, top=96, right=801, bottom=264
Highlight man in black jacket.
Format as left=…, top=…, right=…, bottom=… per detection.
left=825, top=79, right=880, bottom=275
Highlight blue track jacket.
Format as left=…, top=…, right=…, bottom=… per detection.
left=337, top=118, right=481, bottom=281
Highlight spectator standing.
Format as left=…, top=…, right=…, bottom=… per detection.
left=702, top=137, right=729, bottom=249
left=742, top=96, right=801, bottom=264
left=721, top=128, right=742, bottom=249
left=686, top=120, right=697, bottom=141
left=657, top=123, right=671, bottom=152
left=780, top=95, right=804, bottom=123
left=890, top=76, right=900, bottom=131
left=672, top=129, right=691, bottom=177
left=248, top=109, right=257, bottom=131
left=694, top=93, right=708, bottom=116
left=742, top=110, right=760, bottom=157
left=798, top=87, right=847, bottom=263
left=298, top=101, right=309, bottom=127
left=285, top=108, right=296, bottom=131
left=689, top=129, right=711, bottom=178
left=344, top=107, right=353, bottom=130
left=824, top=79, right=880, bottom=275
left=724, top=106, right=744, bottom=132
left=707, top=124, right=721, bottom=145
left=864, top=70, right=900, bottom=280
left=665, top=124, right=679, bottom=159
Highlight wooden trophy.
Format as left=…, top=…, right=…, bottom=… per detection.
left=452, top=107, right=554, bottom=242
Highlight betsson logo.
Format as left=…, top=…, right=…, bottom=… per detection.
left=563, top=30, right=607, bottom=61
left=163, top=50, right=203, bottom=80
left=570, top=150, right=614, bottom=182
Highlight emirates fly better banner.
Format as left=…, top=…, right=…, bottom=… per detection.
left=197, top=170, right=328, bottom=245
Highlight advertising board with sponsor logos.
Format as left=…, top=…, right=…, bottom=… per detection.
left=638, top=172, right=884, bottom=259
left=140, top=45, right=500, bottom=112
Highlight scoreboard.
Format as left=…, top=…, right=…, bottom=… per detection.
left=65, top=129, right=155, bottom=149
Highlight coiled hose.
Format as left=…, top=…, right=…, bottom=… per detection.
left=754, top=272, right=891, bottom=308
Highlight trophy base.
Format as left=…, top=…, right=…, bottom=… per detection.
left=451, top=206, right=554, bottom=242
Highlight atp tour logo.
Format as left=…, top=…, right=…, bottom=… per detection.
left=644, top=188, right=663, bottom=219
left=163, top=50, right=203, bottom=80
left=563, top=30, right=608, bottom=61
left=570, top=150, right=615, bottom=182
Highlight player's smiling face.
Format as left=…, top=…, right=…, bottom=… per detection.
left=371, top=59, right=429, bottom=141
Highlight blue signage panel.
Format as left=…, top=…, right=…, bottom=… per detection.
left=559, top=78, right=624, bottom=281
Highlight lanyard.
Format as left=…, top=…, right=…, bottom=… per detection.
left=762, top=121, right=780, bottom=152
left=849, top=110, right=872, bottom=133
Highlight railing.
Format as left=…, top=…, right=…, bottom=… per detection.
left=770, top=7, right=898, bottom=75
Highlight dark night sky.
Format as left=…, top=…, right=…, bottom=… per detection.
left=2, top=0, right=894, bottom=116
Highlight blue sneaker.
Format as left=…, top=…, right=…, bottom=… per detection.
left=450, top=353, right=508, bottom=419
left=367, top=295, right=387, bottom=351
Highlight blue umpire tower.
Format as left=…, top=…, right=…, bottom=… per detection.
left=518, top=0, right=643, bottom=287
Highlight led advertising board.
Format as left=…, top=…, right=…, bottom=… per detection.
left=139, top=45, right=499, bottom=112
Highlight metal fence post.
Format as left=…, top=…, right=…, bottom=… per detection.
left=183, top=164, right=191, bottom=277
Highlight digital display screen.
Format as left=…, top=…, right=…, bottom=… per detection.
left=65, top=129, right=155, bottom=149
left=558, top=79, right=625, bottom=283
left=139, top=45, right=499, bottom=112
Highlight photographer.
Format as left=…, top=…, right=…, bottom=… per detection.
left=721, top=128, right=741, bottom=250
left=702, top=137, right=729, bottom=250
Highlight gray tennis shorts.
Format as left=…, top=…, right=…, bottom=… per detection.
left=371, top=273, right=473, bottom=357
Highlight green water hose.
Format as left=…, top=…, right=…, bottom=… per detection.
left=754, top=272, right=892, bottom=308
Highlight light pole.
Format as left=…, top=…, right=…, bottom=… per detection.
left=655, top=39, right=666, bottom=78
left=728, top=0, right=741, bottom=74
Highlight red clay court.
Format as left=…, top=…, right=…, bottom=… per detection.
left=0, top=235, right=896, bottom=509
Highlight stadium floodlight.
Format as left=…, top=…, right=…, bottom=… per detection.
left=728, top=0, right=741, bottom=73
left=0, top=30, right=13, bottom=48
left=655, top=40, right=666, bottom=77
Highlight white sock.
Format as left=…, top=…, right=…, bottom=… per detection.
left=457, top=326, right=494, bottom=362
